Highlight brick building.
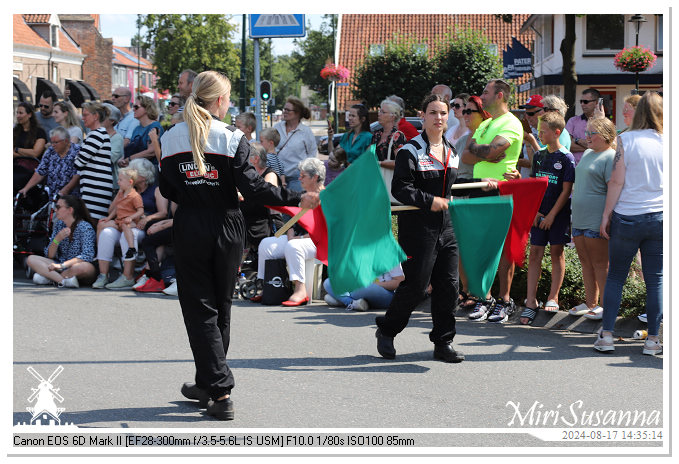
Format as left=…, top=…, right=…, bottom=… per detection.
left=13, top=14, right=85, bottom=102
left=59, top=14, right=113, bottom=100
left=336, top=14, right=533, bottom=111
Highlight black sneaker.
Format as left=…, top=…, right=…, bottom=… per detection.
left=181, top=382, right=210, bottom=408
left=206, top=397, right=234, bottom=421
left=488, top=298, right=516, bottom=323
left=124, top=247, right=137, bottom=261
left=468, top=297, right=495, bottom=321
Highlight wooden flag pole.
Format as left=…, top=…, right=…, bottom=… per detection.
left=274, top=208, right=310, bottom=237
left=391, top=182, right=493, bottom=211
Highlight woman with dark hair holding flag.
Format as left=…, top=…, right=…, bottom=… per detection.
left=159, top=70, right=319, bottom=420
left=375, top=93, right=498, bottom=362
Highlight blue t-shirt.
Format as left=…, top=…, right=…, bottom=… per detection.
left=531, top=148, right=575, bottom=217
left=124, top=121, right=163, bottom=160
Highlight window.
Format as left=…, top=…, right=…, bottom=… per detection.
left=50, top=25, right=59, bottom=48
left=414, top=43, right=428, bottom=56
left=369, top=44, right=384, bottom=56
left=543, top=16, right=554, bottom=58
left=585, top=15, right=624, bottom=51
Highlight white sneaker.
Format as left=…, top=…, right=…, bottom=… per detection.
left=58, top=276, right=79, bottom=288
left=593, top=327, right=615, bottom=352
left=642, top=338, right=662, bottom=356
left=324, top=293, right=342, bottom=307
left=33, top=273, right=52, bottom=285
left=163, top=280, right=177, bottom=296
left=133, top=275, right=149, bottom=289
left=348, top=298, right=369, bottom=312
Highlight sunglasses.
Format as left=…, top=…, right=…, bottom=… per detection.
left=543, top=107, right=558, bottom=112
left=112, top=94, right=127, bottom=99
left=39, top=104, right=52, bottom=109
left=525, top=109, right=543, bottom=116
left=133, top=105, right=141, bottom=110
left=585, top=131, right=599, bottom=137
left=462, top=109, right=481, bottom=115
left=580, top=99, right=597, bottom=104
left=451, top=103, right=462, bottom=109
left=168, top=101, right=180, bottom=107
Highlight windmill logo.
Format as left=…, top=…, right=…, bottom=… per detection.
left=25, top=366, right=65, bottom=426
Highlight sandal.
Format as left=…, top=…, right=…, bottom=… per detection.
left=569, top=303, right=589, bottom=316
left=544, top=300, right=559, bottom=312
left=458, top=291, right=478, bottom=310
left=520, top=306, right=538, bottom=325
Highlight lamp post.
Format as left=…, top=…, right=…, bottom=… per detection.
left=628, top=14, right=647, bottom=93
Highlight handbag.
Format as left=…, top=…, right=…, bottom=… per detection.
left=261, top=258, right=292, bottom=305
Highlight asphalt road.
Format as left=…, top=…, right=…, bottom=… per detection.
left=12, top=273, right=664, bottom=450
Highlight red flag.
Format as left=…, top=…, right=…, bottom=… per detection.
left=268, top=206, right=328, bottom=265
left=498, top=177, right=548, bottom=267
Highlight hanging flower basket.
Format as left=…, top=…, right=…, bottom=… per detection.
left=320, top=64, right=350, bottom=82
left=135, top=85, right=151, bottom=94
left=613, top=46, right=657, bottom=73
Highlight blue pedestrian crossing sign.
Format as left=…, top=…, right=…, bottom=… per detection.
left=249, top=14, right=306, bottom=38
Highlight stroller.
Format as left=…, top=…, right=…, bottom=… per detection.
left=13, top=185, right=57, bottom=273
left=235, top=246, right=262, bottom=300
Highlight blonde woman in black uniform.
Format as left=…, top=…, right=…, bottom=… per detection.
left=159, top=71, right=319, bottom=420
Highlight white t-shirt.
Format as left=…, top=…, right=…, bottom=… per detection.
left=615, top=129, right=663, bottom=215
left=377, top=264, right=404, bottom=283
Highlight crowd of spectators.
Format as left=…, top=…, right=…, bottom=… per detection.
left=14, top=74, right=663, bottom=358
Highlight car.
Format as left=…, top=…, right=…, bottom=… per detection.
left=317, top=116, right=423, bottom=155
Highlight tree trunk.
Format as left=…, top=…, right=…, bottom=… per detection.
left=560, top=14, right=578, bottom=120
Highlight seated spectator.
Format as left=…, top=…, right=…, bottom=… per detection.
left=235, top=112, right=256, bottom=143
left=120, top=95, right=163, bottom=167
left=323, top=264, right=404, bottom=311
left=93, top=158, right=166, bottom=289
left=53, top=101, right=83, bottom=144
left=27, top=195, right=96, bottom=287
left=14, top=102, right=47, bottom=193
left=135, top=202, right=177, bottom=293
left=259, top=127, right=285, bottom=179
left=18, top=127, right=80, bottom=198
left=241, top=142, right=284, bottom=253
left=96, top=167, right=144, bottom=261
left=256, top=158, right=325, bottom=306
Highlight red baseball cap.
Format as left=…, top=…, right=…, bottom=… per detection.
left=519, top=95, right=544, bottom=109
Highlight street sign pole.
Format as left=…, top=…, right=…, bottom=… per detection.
left=254, top=38, right=262, bottom=139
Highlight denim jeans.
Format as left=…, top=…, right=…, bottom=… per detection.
left=323, top=278, right=395, bottom=309
left=602, top=211, right=663, bottom=335
left=285, top=175, right=302, bottom=193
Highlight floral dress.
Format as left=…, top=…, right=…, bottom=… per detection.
left=372, top=126, right=406, bottom=162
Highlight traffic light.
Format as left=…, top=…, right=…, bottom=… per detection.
left=260, top=80, right=272, bottom=102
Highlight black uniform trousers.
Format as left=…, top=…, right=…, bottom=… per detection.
left=376, top=210, right=459, bottom=345
left=173, top=207, right=244, bottom=400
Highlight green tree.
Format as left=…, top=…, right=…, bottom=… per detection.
left=141, top=14, right=240, bottom=92
left=432, top=27, right=505, bottom=99
left=352, top=34, right=433, bottom=112
left=291, top=14, right=337, bottom=100
left=271, top=54, right=302, bottom=110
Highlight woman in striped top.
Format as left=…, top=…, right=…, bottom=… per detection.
left=73, top=102, right=113, bottom=220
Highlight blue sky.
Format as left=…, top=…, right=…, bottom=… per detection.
left=99, top=14, right=325, bottom=56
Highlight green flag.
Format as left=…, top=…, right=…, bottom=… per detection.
left=320, top=147, right=406, bottom=295
left=449, top=196, right=514, bottom=298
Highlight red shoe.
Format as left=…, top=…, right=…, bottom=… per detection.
left=281, top=296, right=309, bottom=307
left=250, top=295, right=262, bottom=303
left=135, top=277, right=166, bottom=293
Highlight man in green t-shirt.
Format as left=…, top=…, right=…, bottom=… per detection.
left=461, top=79, right=524, bottom=322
